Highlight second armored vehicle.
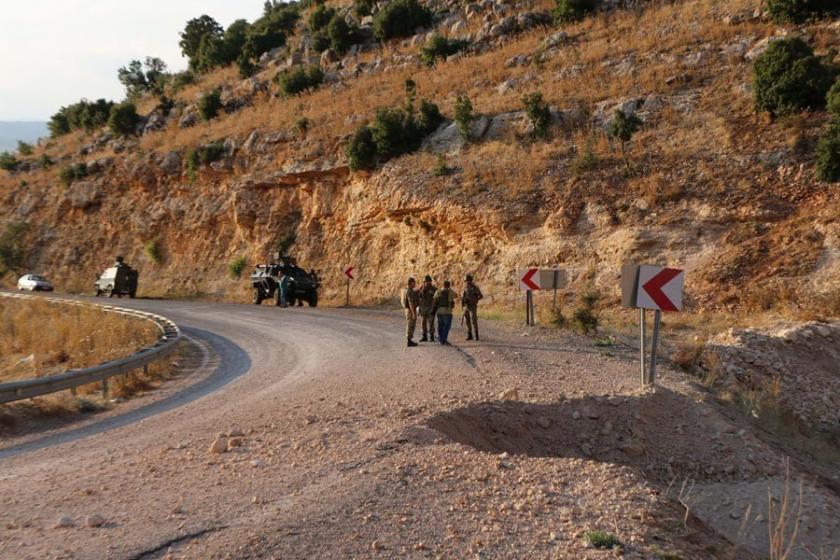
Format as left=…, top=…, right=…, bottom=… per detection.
left=95, top=256, right=138, bottom=298
left=250, top=256, right=319, bottom=307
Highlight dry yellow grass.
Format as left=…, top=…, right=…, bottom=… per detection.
left=0, top=298, right=159, bottom=383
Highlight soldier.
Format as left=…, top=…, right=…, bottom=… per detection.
left=418, top=275, right=437, bottom=342
left=401, top=277, right=420, bottom=347
left=462, top=274, right=483, bottom=341
left=279, top=271, right=289, bottom=308
left=433, top=280, right=456, bottom=345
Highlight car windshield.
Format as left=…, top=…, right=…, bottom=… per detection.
left=30, top=275, right=47, bottom=281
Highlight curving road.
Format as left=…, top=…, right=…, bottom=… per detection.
left=2, top=297, right=836, bottom=559
left=0, top=298, right=484, bottom=559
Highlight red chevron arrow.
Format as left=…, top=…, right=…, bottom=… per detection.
left=344, top=267, right=354, bottom=280
left=641, top=267, right=681, bottom=312
left=520, top=268, right=539, bottom=290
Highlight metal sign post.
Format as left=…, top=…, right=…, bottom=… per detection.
left=519, top=268, right=566, bottom=327
left=649, top=310, right=662, bottom=384
left=343, top=266, right=354, bottom=307
left=621, top=264, right=684, bottom=388
left=639, top=308, right=646, bottom=386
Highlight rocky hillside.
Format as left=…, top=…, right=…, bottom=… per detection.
left=0, top=0, right=838, bottom=318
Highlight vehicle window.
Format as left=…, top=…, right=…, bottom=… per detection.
left=31, top=275, right=46, bottom=281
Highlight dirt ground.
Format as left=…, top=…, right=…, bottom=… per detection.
left=0, top=299, right=837, bottom=559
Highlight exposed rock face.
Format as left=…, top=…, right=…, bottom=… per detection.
left=64, top=180, right=103, bottom=210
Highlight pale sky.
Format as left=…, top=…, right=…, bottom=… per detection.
left=0, top=1, right=266, bottom=121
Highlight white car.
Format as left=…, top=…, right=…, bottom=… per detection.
left=17, top=274, right=54, bottom=292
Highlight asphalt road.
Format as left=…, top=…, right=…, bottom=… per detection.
left=0, top=297, right=477, bottom=559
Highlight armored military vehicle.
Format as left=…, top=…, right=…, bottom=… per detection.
left=95, top=256, right=138, bottom=298
left=250, top=255, right=319, bottom=307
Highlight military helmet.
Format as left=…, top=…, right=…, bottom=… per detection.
left=465, top=274, right=473, bottom=282
left=424, top=275, right=432, bottom=282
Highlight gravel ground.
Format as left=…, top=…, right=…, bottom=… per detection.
left=0, top=298, right=836, bottom=559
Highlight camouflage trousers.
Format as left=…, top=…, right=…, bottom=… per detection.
left=464, top=305, right=479, bottom=338
left=405, top=309, right=417, bottom=340
left=420, top=307, right=435, bottom=338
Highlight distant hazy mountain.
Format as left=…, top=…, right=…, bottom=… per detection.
left=0, top=121, right=48, bottom=152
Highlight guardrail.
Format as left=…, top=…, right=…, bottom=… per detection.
left=0, top=292, right=181, bottom=405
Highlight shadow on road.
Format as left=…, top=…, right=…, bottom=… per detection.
left=0, top=327, right=251, bottom=460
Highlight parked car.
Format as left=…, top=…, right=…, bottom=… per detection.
left=17, top=274, right=54, bottom=292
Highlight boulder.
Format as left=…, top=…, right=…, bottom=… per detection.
left=64, top=180, right=103, bottom=210
left=321, top=49, right=339, bottom=66
left=179, top=111, right=198, bottom=129
left=208, top=437, right=228, bottom=454
left=84, top=515, right=106, bottom=528
left=158, top=151, right=181, bottom=176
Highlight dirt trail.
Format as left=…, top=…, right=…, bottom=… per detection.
left=0, top=298, right=836, bottom=559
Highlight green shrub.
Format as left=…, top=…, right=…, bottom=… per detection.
left=420, top=35, right=469, bottom=66
left=522, top=92, right=551, bottom=138
left=170, top=71, right=196, bottom=93
left=418, top=99, right=444, bottom=133
left=186, top=141, right=226, bottom=180
left=39, top=154, right=53, bottom=168
left=276, top=66, right=324, bottom=96
left=118, top=57, right=168, bottom=97
left=815, top=123, right=840, bottom=182
left=354, top=0, right=375, bottom=17
left=454, top=93, right=474, bottom=141
left=309, top=5, right=336, bottom=31
left=237, top=52, right=257, bottom=78
left=223, top=19, right=251, bottom=59
left=0, top=152, right=19, bottom=172
left=372, top=107, right=417, bottom=158
left=229, top=256, right=247, bottom=278
left=155, top=96, right=175, bottom=116
left=0, top=222, right=29, bottom=276
left=573, top=291, right=600, bottom=334
left=295, top=117, right=311, bottom=136
left=198, top=89, right=223, bottom=120
left=585, top=531, right=620, bottom=549
left=311, top=31, right=331, bottom=52
left=243, top=5, right=296, bottom=59
left=59, top=163, right=88, bottom=187
left=765, top=0, right=837, bottom=23
left=827, top=78, right=840, bottom=118
left=753, top=38, right=833, bottom=117
left=433, top=154, right=451, bottom=176
left=373, top=0, right=433, bottom=42
left=108, top=102, right=140, bottom=136
left=347, top=83, right=442, bottom=171
left=347, top=126, right=377, bottom=170
left=16, top=141, right=33, bottom=156
left=554, top=0, right=599, bottom=23
left=276, top=232, right=297, bottom=254
left=179, top=15, right=224, bottom=60
left=328, top=14, right=361, bottom=54
left=48, top=99, right=115, bottom=137
left=145, top=240, right=163, bottom=264
left=607, top=109, right=642, bottom=168
left=191, top=34, right=230, bottom=74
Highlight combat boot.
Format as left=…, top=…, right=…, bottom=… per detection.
left=407, top=338, right=418, bottom=347
left=466, top=332, right=473, bottom=341
left=420, top=334, right=428, bottom=342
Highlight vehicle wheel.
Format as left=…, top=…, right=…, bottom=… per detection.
left=308, top=293, right=318, bottom=307
left=253, top=287, right=263, bottom=305
left=129, top=291, right=136, bottom=299
left=108, top=291, right=115, bottom=298
left=95, top=290, right=102, bottom=297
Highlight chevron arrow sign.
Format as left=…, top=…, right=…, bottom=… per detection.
left=635, top=265, right=684, bottom=312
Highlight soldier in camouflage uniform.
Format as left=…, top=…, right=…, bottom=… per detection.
left=462, top=274, right=483, bottom=341
left=418, top=275, right=437, bottom=342
left=401, top=277, right=420, bottom=347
